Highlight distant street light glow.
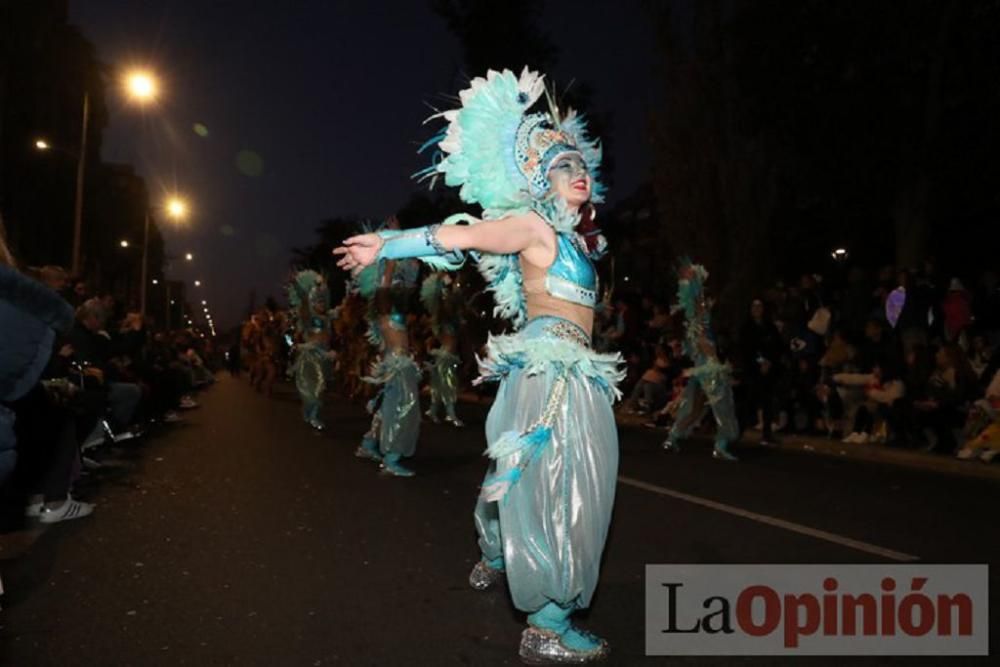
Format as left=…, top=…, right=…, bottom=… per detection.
left=120, top=240, right=130, bottom=248
left=194, top=280, right=202, bottom=287
left=35, top=139, right=50, bottom=151
left=152, top=279, right=159, bottom=285
left=185, top=252, right=194, bottom=261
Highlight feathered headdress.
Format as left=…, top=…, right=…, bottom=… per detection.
left=416, top=67, right=604, bottom=211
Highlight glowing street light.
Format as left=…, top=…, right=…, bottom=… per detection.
left=831, top=247, right=849, bottom=262
left=166, top=196, right=188, bottom=220
left=123, top=70, right=159, bottom=104
left=141, top=192, right=190, bottom=319
left=185, top=252, right=194, bottom=261
left=201, top=300, right=207, bottom=305
left=194, top=280, right=202, bottom=287
left=120, top=239, right=130, bottom=248
left=34, top=139, right=51, bottom=151
left=151, top=279, right=159, bottom=285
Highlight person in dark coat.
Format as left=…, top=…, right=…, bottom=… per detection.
left=741, top=298, right=784, bottom=445
left=0, top=247, right=74, bottom=486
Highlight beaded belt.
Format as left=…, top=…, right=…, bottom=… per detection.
left=544, top=320, right=592, bottom=349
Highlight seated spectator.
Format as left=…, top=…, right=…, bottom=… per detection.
left=833, top=364, right=905, bottom=444
left=67, top=298, right=143, bottom=436
left=967, top=332, right=994, bottom=382
left=914, top=344, right=976, bottom=453
left=956, top=368, right=1000, bottom=463
left=1, top=223, right=92, bottom=522
left=624, top=344, right=675, bottom=414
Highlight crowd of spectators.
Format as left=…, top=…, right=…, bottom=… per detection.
left=1, top=222, right=217, bottom=530
left=607, top=260, right=1000, bottom=462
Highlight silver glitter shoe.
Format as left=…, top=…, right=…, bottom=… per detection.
left=354, top=445, right=382, bottom=462
left=445, top=416, right=465, bottom=428
left=518, top=626, right=610, bottom=664
left=468, top=560, right=504, bottom=591
left=662, top=438, right=681, bottom=453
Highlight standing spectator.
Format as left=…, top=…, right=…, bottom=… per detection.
left=893, top=270, right=932, bottom=350
left=741, top=298, right=784, bottom=445
left=973, top=270, right=1000, bottom=346
left=841, top=267, right=873, bottom=339
left=941, top=278, right=972, bottom=343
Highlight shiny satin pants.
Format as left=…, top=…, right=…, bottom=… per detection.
left=474, top=363, right=618, bottom=613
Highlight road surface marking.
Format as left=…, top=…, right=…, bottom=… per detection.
left=618, top=475, right=919, bottom=562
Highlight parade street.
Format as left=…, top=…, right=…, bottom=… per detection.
left=2, top=376, right=998, bottom=666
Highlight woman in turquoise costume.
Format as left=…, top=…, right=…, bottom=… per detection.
left=352, top=220, right=423, bottom=478
left=287, top=270, right=336, bottom=431
left=661, top=260, right=740, bottom=461
left=420, top=272, right=464, bottom=427
left=336, top=68, right=622, bottom=664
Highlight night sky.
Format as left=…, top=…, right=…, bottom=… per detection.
left=68, top=1, right=656, bottom=329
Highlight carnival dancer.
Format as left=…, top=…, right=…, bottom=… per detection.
left=352, top=219, right=423, bottom=477
left=336, top=68, right=622, bottom=663
left=661, top=259, right=740, bottom=461
left=420, top=272, right=464, bottom=427
left=287, top=270, right=336, bottom=431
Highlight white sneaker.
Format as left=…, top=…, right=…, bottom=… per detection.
left=842, top=432, right=859, bottom=443
left=854, top=432, right=870, bottom=444
left=956, top=447, right=980, bottom=460
left=179, top=396, right=199, bottom=410
left=980, top=449, right=998, bottom=463
left=81, top=424, right=106, bottom=450
left=39, top=498, right=94, bottom=524
left=163, top=411, right=183, bottom=423
left=25, top=502, right=43, bottom=518
left=81, top=456, right=104, bottom=471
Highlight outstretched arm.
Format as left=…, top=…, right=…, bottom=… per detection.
left=333, top=213, right=549, bottom=272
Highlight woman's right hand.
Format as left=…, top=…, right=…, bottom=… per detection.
left=333, top=234, right=383, bottom=273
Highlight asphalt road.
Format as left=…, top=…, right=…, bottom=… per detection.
left=1, top=375, right=997, bottom=666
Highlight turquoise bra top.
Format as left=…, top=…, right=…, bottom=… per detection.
left=542, top=232, right=597, bottom=308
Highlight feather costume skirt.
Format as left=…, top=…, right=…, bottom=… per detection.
left=473, top=316, right=624, bottom=612
left=292, top=343, right=328, bottom=401
left=365, top=351, right=421, bottom=457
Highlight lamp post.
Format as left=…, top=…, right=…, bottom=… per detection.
left=68, top=69, right=159, bottom=277
left=140, top=195, right=188, bottom=317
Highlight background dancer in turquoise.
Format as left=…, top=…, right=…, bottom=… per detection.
left=420, top=272, right=464, bottom=427
left=336, top=68, right=622, bottom=664
left=352, top=218, right=422, bottom=478
left=287, top=270, right=336, bottom=431
left=662, top=259, right=741, bottom=461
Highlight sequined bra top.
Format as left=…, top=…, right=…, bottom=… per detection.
left=522, top=232, right=598, bottom=310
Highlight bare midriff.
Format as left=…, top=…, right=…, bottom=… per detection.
left=380, top=318, right=409, bottom=352
left=520, top=254, right=594, bottom=335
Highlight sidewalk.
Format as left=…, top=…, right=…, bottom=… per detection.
left=613, top=410, right=1000, bottom=482
left=457, top=391, right=1000, bottom=482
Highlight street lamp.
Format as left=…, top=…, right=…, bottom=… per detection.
left=120, top=239, right=130, bottom=248
left=140, top=193, right=188, bottom=318
left=123, top=70, right=159, bottom=104
left=67, top=67, right=162, bottom=277
left=185, top=252, right=194, bottom=261
left=34, top=139, right=51, bottom=151
left=194, top=280, right=201, bottom=287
